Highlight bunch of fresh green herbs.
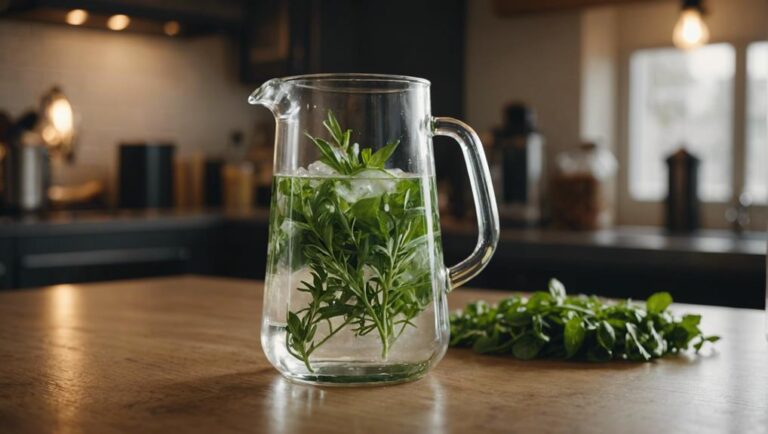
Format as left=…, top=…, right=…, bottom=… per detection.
left=269, top=112, right=439, bottom=372
left=449, top=279, right=719, bottom=361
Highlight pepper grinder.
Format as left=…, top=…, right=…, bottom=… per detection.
left=665, top=148, right=700, bottom=232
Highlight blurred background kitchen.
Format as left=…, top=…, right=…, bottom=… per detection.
left=0, top=0, right=765, bottom=308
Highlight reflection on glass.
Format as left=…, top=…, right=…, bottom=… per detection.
left=745, top=41, right=767, bottom=204
left=629, top=43, right=735, bottom=202
left=265, top=375, right=445, bottom=434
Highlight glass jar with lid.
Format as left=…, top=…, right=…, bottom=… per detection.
left=551, top=142, right=617, bottom=230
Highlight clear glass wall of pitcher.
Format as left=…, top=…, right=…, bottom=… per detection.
left=250, top=74, right=499, bottom=385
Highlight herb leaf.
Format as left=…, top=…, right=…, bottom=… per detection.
left=367, top=140, right=400, bottom=168
left=646, top=292, right=673, bottom=314
left=564, top=317, right=586, bottom=358
left=512, top=334, right=545, bottom=360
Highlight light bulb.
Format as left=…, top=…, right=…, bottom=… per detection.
left=65, top=9, right=88, bottom=26
left=107, top=14, right=130, bottom=31
left=673, top=8, right=710, bottom=50
left=48, top=97, right=73, bottom=135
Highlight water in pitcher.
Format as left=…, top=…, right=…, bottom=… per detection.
left=261, top=162, right=449, bottom=383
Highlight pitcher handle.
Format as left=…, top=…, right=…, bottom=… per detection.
left=432, top=117, right=500, bottom=290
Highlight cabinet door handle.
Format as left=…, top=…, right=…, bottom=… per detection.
left=22, top=247, right=189, bottom=269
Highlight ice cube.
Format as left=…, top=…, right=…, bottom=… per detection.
left=279, top=219, right=300, bottom=236
left=336, top=173, right=398, bottom=203
left=264, top=265, right=314, bottom=323
left=307, top=160, right=336, bottom=176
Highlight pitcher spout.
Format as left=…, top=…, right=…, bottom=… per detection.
left=248, top=78, right=296, bottom=117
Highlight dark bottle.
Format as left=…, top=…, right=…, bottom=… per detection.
left=492, top=103, right=544, bottom=226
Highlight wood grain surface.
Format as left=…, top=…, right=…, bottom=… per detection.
left=0, top=275, right=766, bottom=433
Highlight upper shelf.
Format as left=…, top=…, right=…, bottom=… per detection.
left=0, top=0, right=245, bottom=36
left=493, top=0, right=664, bottom=15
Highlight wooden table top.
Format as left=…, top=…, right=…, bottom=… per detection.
left=0, top=276, right=766, bottom=434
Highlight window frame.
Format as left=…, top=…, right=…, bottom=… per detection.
left=617, top=38, right=768, bottom=230
left=744, top=41, right=768, bottom=204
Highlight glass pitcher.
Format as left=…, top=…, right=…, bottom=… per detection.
left=250, top=74, right=499, bottom=385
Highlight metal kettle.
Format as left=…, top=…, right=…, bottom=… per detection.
left=1, top=112, right=50, bottom=214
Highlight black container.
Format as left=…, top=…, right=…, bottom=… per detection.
left=665, top=148, right=700, bottom=232
left=204, top=159, right=224, bottom=208
left=118, top=143, right=175, bottom=209
left=492, top=103, right=544, bottom=226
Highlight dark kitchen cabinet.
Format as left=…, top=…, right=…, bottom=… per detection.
left=0, top=237, right=13, bottom=289
left=241, top=0, right=466, bottom=117
left=211, top=218, right=269, bottom=280
left=441, top=229, right=767, bottom=309
left=1, top=214, right=219, bottom=289
left=14, top=230, right=208, bottom=288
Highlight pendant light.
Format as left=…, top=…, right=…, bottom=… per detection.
left=673, top=0, right=710, bottom=50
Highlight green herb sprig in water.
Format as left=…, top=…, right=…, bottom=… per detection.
left=272, top=111, right=438, bottom=372
left=449, top=279, right=720, bottom=361
left=304, top=111, right=400, bottom=175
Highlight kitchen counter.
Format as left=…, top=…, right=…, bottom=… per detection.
left=0, top=276, right=765, bottom=433
left=0, top=210, right=765, bottom=306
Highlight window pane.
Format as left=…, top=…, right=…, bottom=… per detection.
left=629, top=44, right=735, bottom=202
left=746, top=41, right=768, bottom=204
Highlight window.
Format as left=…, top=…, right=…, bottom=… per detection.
left=628, top=44, right=735, bottom=202
left=745, top=41, right=767, bottom=204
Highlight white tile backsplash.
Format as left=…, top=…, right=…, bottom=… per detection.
left=0, top=19, right=263, bottom=202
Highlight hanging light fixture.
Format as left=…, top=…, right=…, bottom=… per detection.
left=673, top=0, right=710, bottom=50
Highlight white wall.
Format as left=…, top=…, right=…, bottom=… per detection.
left=0, top=20, right=258, bottom=199
left=581, top=7, right=619, bottom=224
left=465, top=0, right=583, bottom=165
left=580, top=7, right=617, bottom=150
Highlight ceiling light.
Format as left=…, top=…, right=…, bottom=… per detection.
left=65, top=9, right=88, bottom=26
left=107, top=14, right=130, bottom=31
